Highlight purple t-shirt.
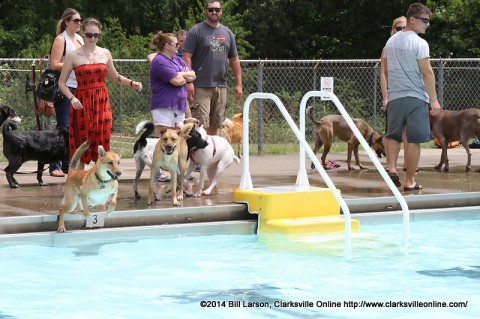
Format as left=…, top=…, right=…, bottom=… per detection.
left=149, top=53, right=190, bottom=111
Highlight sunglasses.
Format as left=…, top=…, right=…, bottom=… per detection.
left=167, top=42, right=180, bottom=47
left=414, top=16, right=430, bottom=24
left=207, top=7, right=222, bottom=13
left=85, top=32, right=101, bottom=39
left=68, top=18, right=82, bottom=24
left=395, top=26, right=405, bottom=31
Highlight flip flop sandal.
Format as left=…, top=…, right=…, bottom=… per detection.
left=388, top=172, right=401, bottom=187
left=50, top=170, right=65, bottom=177
left=404, top=183, right=423, bottom=191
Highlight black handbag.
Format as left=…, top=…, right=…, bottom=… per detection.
left=35, top=39, right=66, bottom=103
left=35, top=68, right=63, bottom=103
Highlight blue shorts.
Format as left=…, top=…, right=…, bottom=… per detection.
left=385, top=97, right=430, bottom=143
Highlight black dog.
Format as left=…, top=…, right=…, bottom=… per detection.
left=2, top=118, right=69, bottom=188
left=133, top=120, right=209, bottom=199
left=0, top=105, right=22, bottom=126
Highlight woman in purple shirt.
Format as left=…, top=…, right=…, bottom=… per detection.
left=149, top=32, right=196, bottom=136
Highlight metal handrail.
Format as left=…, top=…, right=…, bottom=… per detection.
left=298, top=91, right=410, bottom=242
left=238, top=92, right=353, bottom=253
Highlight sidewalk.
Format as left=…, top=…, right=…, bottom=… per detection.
left=1, top=147, right=479, bottom=218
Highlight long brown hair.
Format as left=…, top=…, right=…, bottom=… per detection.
left=56, top=8, right=80, bottom=35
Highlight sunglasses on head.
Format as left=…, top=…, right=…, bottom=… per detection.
left=414, top=16, right=430, bottom=23
left=68, top=18, right=82, bottom=24
left=207, top=7, right=222, bottom=12
left=85, top=32, right=101, bottom=39
left=395, top=26, right=405, bottom=31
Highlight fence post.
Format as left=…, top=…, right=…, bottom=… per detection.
left=257, top=60, right=264, bottom=154
left=118, top=65, right=124, bottom=130
left=373, top=62, right=379, bottom=130
left=438, top=58, right=444, bottom=109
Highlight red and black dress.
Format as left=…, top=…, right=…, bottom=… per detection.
left=69, top=63, right=112, bottom=164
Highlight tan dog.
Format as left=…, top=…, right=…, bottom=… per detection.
left=221, top=112, right=243, bottom=158
left=57, top=141, right=121, bottom=233
left=306, top=106, right=385, bottom=170
left=430, top=108, right=480, bottom=172
left=147, top=123, right=193, bottom=206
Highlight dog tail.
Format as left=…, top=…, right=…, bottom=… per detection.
left=69, top=141, right=91, bottom=172
left=306, top=106, right=321, bottom=125
left=135, top=120, right=155, bottom=135
left=2, top=118, right=18, bottom=135
left=134, top=121, right=155, bottom=153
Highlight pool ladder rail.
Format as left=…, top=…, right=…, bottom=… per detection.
left=234, top=92, right=410, bottom=251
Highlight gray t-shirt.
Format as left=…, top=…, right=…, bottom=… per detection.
left=384, top=31, right=430, bottom=103
left=183, top=22, right=238, bottom=87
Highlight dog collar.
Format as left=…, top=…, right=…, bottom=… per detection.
left=368, top=130, right=376, bottom=147
left=95, top=173, right=113, bottom=189
left=189, top=136, right=216, bottom=165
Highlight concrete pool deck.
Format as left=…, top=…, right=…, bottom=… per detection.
left=1, top=147, right=479, bottom=233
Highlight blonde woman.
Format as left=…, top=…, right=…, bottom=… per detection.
left=380, top=16, right=407, bottom=171
left=48, top=8, right=84, bottom=177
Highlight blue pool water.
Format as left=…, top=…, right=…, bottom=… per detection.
left=0, top=217, right=479, bottom=318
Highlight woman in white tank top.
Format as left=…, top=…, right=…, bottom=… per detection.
left=48, top=8, right=84, bottom=177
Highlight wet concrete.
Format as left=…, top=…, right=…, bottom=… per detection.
left=1, top=147, right=479, bottom=218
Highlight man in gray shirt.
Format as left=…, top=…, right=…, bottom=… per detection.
left=183, top=0, right=243, bottom=136
left=383, top=2, right=441, bottom=191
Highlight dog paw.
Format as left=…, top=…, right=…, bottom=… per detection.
left=202, top=190, right=212, bottom=196
left=193, top=193, right=202, bottom=198
left=9, top=184, right=20, bottom=189
left=134, top=192, right=142, bottom=200
left=172, top=200, right=181, bottom=206
left=176, top=195, right=184, bottom=201
left=57, top=227, right=66, bottom=233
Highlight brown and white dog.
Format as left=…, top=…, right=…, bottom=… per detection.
left=57, top=141, right=122, bottom=232
left=221, top=112, right=243, bottom=158
left=306, top=106, right=385, bottom=170
left=430, top=108, right=480, bottom=172
left=147, top=123, right=194, bottom=206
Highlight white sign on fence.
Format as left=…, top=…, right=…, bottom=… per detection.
left=320, top=77, right=334, bottom=100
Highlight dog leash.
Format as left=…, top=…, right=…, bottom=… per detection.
left=189, top=135, right=216, bottom=165
left=368, top=130, right=376, bottom=147
left=0, top=167, right=48, bottom=174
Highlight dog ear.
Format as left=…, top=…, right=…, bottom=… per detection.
left=180, top=122, right=194, bottom=138
left=98, top=145, right=106, bottom=157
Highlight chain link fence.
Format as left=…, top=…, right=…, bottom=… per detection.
left=1, top=58, right=479, bottom=160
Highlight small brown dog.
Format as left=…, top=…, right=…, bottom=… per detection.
left=221, top=112, right=243, bottom=158
left=57, top=141, right=122, bottom=233
left=430, top=108, right=480, bottom=172
left=306, top=106, right=385, bottom=170
left=147, top=123, right=193, bottom=206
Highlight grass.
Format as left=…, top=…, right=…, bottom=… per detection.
left=0, top=130, right=441, bottom=162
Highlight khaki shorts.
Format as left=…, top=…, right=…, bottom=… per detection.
left=191, top=87, right=227, bottom=129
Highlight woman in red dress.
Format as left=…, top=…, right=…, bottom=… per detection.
left=58, top=18, right=142, bottom=169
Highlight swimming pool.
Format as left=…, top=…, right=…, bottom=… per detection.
left=0, top=211, right=479, bottom=318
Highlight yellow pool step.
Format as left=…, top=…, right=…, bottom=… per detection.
left=234, top=186, right=359, bottom=235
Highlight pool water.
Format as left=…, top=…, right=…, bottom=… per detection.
left=0, top=218, right=479, bottom=318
